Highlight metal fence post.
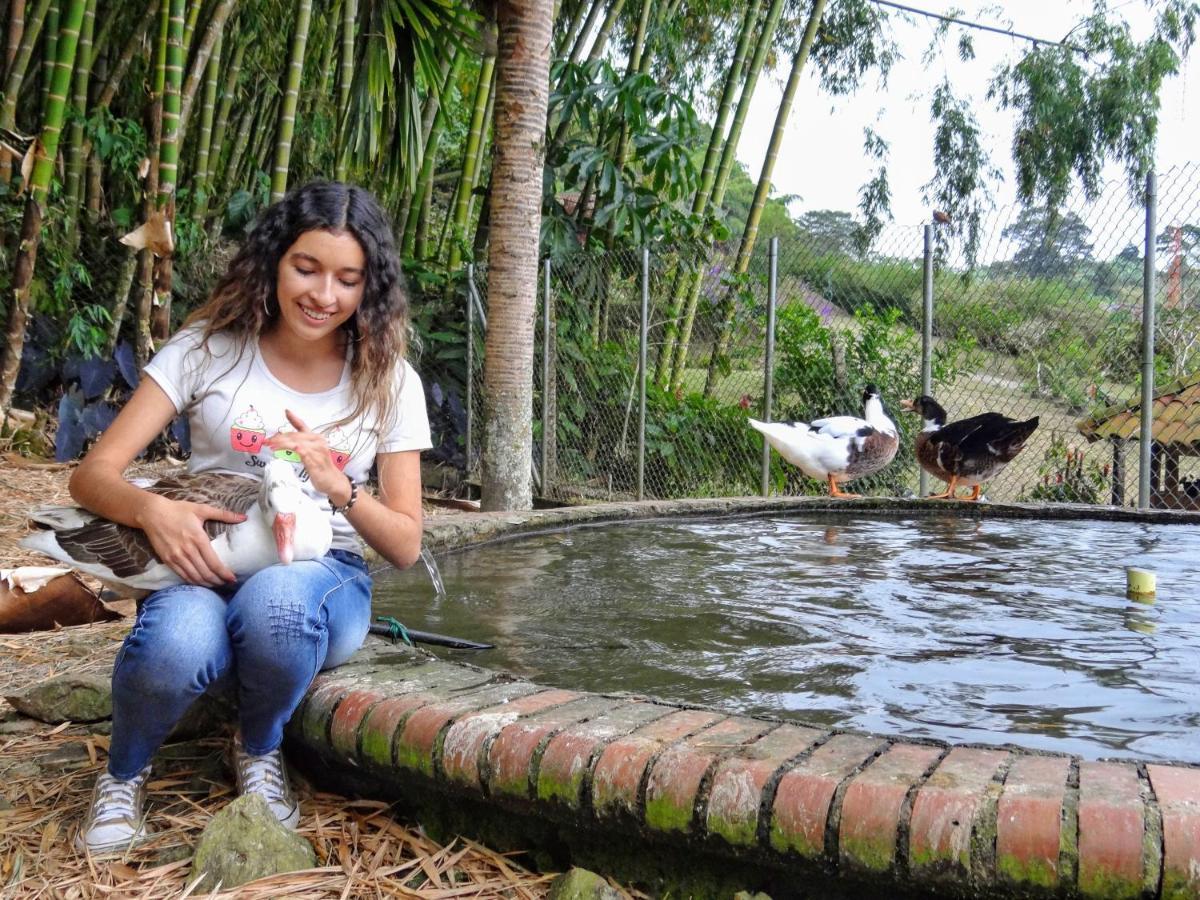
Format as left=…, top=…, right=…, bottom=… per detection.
left=637, top=247, right=649, bottom=501
left=1138, top=171, right=1157, bottom=510
left=761, top=237, right=778, bottom=496
left=465, top=263, right=474, bottom=473
left=541, top=258, right=552, bottom=496
left=920, top=224, right=934, bottom=498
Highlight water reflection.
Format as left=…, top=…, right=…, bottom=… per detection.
left=375, top=515, right=1200, bottom=762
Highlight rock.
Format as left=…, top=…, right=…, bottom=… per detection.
left=189, top=793, right=316, bottom=890
left=733, top=893, right=773, bottom=900
left=4, top=673, right=112, bottom=723
left=547, top=867, right=623, bottom=900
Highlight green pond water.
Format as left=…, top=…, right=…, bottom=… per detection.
left=374, top=514, right=1200, bottom=763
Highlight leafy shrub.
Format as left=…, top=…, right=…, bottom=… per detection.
left=1020, top=434, right=1108, bottom=505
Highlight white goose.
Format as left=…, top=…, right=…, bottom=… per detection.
left=749, top=384, right=900, bottom=498
left=21, top=459, right=332, bottom=596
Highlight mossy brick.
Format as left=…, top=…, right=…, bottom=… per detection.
left=295, top=680, right=348, bottom=746
left=536, top=702, right=672, bottom=807
left=838, top=743, right=943, bottom=873
left=395, top=683, right=541, bottom=776
left=591, top=709, right=725, bottom=818
left=996, top=755, right=1070, bottom=890
left=1078, top=762, right=1146, bottom=900
left=704, top=724, right=823, bottom=847
left=358, top=693, right=442, bottom=768
left=329, top=689, right=387, bottom=759
left=644, top=716, right=771, bottom=835
left=486, top=697, right=621, bottom=799
left=908, top=747, right=1009, bottom=878
left=770, top=733, right=885, bottom=858
left=1147, top=765, right=1200, bottom=900
left=443, top=690, right=581, bottom=789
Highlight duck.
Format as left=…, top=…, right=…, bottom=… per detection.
left=749, top=384, right=900, bottom=498
left=20, top=459, right=332, bottom=596
left=899, top=394, right=1039, bottom=501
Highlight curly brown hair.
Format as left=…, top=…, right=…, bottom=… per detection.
left=186, top=181, right=410, bottom=431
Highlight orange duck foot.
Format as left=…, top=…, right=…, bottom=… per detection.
left=827, top=474, right=861, bottom=499
left=926, top=477, right=962, bottom=500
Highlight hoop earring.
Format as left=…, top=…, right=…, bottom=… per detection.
left=262, top=296, right=272, bottom=318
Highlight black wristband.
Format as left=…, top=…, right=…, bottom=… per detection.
left=329, top=475, right=357, bottom=514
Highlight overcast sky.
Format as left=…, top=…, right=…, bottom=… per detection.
left=736, top=1, right=1199, bottom=258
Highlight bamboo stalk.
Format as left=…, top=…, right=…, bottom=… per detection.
left=702, top=0, right=829, bottom=396
left=0, top=0, right=85, bottom=418
left=270, top=0, right=313, bottom=201
left=62, top=0, right=95, bottom=242
left=0, top=0, right=53, bottom=184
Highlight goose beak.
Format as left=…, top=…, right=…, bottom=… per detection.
left=899, top=398, right=916, bottom=412
left=273, top=512, right=296, bottom=565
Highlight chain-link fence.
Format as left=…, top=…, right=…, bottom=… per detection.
left=466, top=163, right=1200, bottom=510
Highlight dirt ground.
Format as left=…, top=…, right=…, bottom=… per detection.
left=0, top=455, right=615, bottom=899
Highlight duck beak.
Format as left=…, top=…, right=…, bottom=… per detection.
left=899, top=398, right=916, bottom=412
left=273, top=512, right=296, bottom=565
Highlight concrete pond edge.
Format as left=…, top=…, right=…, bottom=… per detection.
left=283, top=497, right=1200, bottom=899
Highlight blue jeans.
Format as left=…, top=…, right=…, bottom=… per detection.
left=107, top=549, right=371, bottom=780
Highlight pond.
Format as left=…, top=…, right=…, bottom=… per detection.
left=374, top=514, right=1200, bottom=763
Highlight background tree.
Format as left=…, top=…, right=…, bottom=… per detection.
left=1002, top=207, right=1095, bottom=278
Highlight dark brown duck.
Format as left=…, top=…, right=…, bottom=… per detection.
left=900, top=395, right=1039, bottom=501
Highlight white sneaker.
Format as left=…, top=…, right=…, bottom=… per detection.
left=231, top=736, right=300, bottom=828
left=75, top=765, right=153, bottom=854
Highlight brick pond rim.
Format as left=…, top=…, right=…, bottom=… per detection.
left=283, top=497, right=1200, bottom=899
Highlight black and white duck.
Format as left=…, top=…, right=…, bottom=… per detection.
left=21, top=459, right=332, bottom=596
left=749, top=384, right=900, bottom=498
left=900, top=394, right=1039, bottom=501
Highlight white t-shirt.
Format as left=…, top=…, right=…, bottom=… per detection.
left=144, top=324, right=432, bottom=553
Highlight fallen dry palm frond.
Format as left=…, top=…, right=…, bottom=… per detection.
left=0, top=622, right=566, bottom=900
left=0, top=719, right=562, bottom=899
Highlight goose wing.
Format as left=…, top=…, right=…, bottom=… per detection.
left=38, top=473, right=261, bottom=579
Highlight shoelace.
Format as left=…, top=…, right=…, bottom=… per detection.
left=239, top=751, right=287, bottom=799
left=94, top=775, right=140, bottom=817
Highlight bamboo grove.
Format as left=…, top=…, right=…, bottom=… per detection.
left=0, top=0, right=1196, bottom=479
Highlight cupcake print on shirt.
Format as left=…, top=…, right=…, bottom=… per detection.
left=230, top=406, right=266, bottom=453
left=327, top=425, right=353, bottom=471
left=272, top=422, right=302, bottom=463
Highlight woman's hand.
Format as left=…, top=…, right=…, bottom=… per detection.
left=264, top=410, right=351, bottom=505
left=137, top=494, right=246, bottom=586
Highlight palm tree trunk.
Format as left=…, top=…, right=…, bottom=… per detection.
left=334, top=0, right=356, bottom=180
left=61, top=0, right=93, bottom=244
left=0, top=0, right=52, bottom=184
left=702, top=0, right=827, bottom=397
left=0, top=0, right=84, bottom=418
left=447, top=38, right=496, bottom=272
left=481, top=0, right=553, bottom=511
left=270, top=0, right=312, bottom=201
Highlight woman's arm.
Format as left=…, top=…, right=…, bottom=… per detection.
left=70, top=379, right=247, bottom=586
left=341, top=450, right=423, bottom=569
